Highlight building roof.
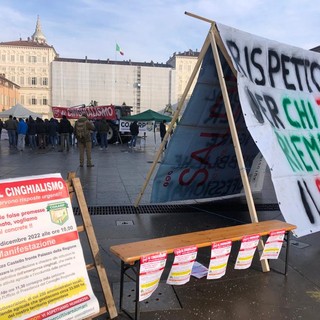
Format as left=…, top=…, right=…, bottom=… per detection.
left=174, top=49, right=200, bottom=57
left=54, top=57, right=172, bottom=68
left=0, top=74, right=20, bottom=89
left=0, top=39, right=53, bottom=48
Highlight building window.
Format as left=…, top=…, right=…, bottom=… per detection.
left=41, top=77, right=48, bottom=86
left=21, top=96, right=25, bottom=104
left=29, top=56, right=37, bottom=63
left=31, top=77, right=37, bottom=85
left=11, top=55, right=15, bottom=62
left=20, top=55, right=24, bottom=63
left=42, top=57, right=47, bottom=63
left=31, top=97, right=37, bottom=105
left=20, top=77, right=24, bottom=85
left=42, top=97, right=48, bottom=105
left=2, top=54, right=6, bottom=62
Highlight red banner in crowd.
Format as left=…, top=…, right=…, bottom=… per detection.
left=51, top=105, right=117, bottom=120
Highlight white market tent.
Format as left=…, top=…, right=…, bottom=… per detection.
left=0, top=103, right=42, bottom=119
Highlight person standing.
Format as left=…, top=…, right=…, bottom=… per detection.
left=129, top=120, right=139, bottom=148
left=92, top=119, right=98, bottom=147
left=98, top=118, right=110, bottom=150
left=75, top=113, right=95, bottom=167
left=5, top=115, right=17, bottom=148
left=48, top=118, right=58, bottom=149
left=58, top=115, right=71, bottom=152
left=0, top=119, right=3, bottom=140
left=160, top=119, right=167, bottom=149
left=27, top=116, right=37, bottom=150
left=17, top=118, right=28, bottom=151
left=36, top=117, right=46, bottom=149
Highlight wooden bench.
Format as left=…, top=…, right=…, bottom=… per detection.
left=110, top=220, right=296, bottom=320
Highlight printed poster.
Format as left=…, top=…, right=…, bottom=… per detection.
left=207, top=240, right=232, bottom=279
left=167, top=246, right=197, bottom=285
left=139, top=252, right=167, bottom=301
left=260, top=229, right=286, bottom=260
left=235, top=234, right=260, bottom=270
left=0, top=173, right=99, bottom=320
left=119, top=120, right=155, bottom=133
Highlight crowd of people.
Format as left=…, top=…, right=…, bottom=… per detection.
left=1, top=115, right=74, bottom=151
left=0, top=114, right=110, bottom=154
left=0, top=115, right=171, bottom=167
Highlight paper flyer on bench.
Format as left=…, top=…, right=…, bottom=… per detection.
left=0, top=173, right=99, bottom=320
left=167, top=246, right=197, bottom=285
left=207, top=240, right=232, bottom=279
left=235, top=234, right=260, bottom=270
left=260, top=230, right=285, bottom=260
left=139, top=252, right=167, bottom=301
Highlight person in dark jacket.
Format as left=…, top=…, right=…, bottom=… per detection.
left=35, top=117, right=46, bottom=149
left=27, top=116, right=37, bottom=150
left=58, top=115, right=72, bottom=152
left=160, top=120, right=167, bottom=149
left=129, top=121, right=139, bottom=148
left=5, top=115, right=17, bottom=148
left=0, top=119, right=3, bottom=140
left=48, top=118, right=58, bottom=149
left=98, top=118, right=110, bottom=150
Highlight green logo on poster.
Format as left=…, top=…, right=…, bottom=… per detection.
left=46, top=201, right=69, bottom=225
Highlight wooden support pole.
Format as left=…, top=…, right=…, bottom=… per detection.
left=208, top=25, right=269, bottom=272
left=72, top=177, right=118, bottom=318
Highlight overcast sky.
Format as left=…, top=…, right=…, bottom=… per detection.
left=1, top=0, right=320, bottom=63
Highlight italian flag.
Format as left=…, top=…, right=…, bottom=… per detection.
left=116, top=43, right=124, bottom=55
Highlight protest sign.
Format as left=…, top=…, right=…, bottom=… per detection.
left=139, top=252, right=167, bottom=301
left=0, top=173, right=99, bottom=320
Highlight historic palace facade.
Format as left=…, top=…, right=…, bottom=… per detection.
left=0, top=17, right=199, bottom=117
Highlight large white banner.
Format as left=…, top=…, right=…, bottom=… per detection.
left=217, top=23, right=320, bottom=236
left=151, top=23, right=320, bottom=237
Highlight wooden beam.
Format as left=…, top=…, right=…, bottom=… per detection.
left=208, top=26, right=270, bottom=272
left=134, top=31, right=212, bottom=207
left=71, top=177, right=118, bottom=319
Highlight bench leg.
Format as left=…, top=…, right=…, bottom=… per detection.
left=284, top=231, right=291, bottom=275
left=118, top=261, right=141, bottom=320
left=135, top=260, right=141, bottom=320
left=120, top=261, right=125, bottom=311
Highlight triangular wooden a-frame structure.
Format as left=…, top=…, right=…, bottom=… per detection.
left=134, top=12, right=270, bottom=272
